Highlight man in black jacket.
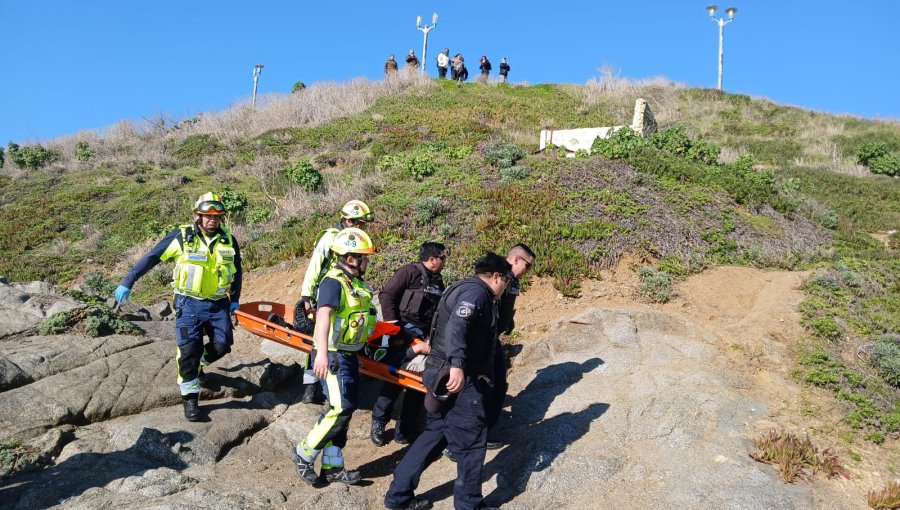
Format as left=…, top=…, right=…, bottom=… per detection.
left=370, top=242, right=448, bottom=446
left=384, top=253, right=511, bottom=510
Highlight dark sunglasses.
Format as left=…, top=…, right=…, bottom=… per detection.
left=517, top=256, right=534, bottom=270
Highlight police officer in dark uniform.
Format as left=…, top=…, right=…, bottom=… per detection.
left=486, top=243, right=536, bottom=448
left=371, top=242, right=448, bottom=446
left=384, top=253, right=512, bottom=510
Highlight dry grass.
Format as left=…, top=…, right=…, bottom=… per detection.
left=562, top=66, right=685, bottom=126
left=750, top=430, right=844, bottom=483
left=869, top=480, right=900, bottom=509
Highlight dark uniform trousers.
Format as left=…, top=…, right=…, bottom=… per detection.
left=484, top=337, right=508, bottom=431
left=371, top=346, right=425, bottom=437
left=385, top=366, right=489, bottom=510
left=174, top=295, right=233, bottom=393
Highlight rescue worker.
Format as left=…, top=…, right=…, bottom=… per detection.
left=294, top=200, right=374, bottom=405
left=370, top=241, right=447, bottom=447
left=114, top=192, right=242, bottom=422
left=290, top=228, right=377, bottom=486
left=487, top=243, right=536, bottom=448
left=384, top=253, right=511, bottom=510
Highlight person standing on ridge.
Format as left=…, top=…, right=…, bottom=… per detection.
left=478, top=55, right=492, bottom=82
left=289, top=228, right=378, bottom=486
left=436, top=48, right=450, bottom=79
left=384, top=252, right=511, bottom=510
left=405, top=49, right=420, bottom=69
left=293, top=200, right=374, bottom=405
left=385, top=54, right=399, bottom=77
left=499, top=57, right=510, bottom=83
left=115, top=192, right=242, bottom=422
left=370, top=242, right=448, bottom=447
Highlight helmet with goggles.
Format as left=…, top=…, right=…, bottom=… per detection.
left=193, top=192, right=226, bottom=216
left=340, top=200, right=374, bottom=223
left=330, top=228, right=376, bottom=256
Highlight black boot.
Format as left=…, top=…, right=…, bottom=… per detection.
left=301, top=383, right=323, bottom=404
left=371, top=421, right=387, bottom=447
left=182, top=396, right=201, bottom=422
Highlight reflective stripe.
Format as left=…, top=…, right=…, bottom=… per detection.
left=322, top=445, right=344, bottom=469
left=179, top=378, right=200, bottom=395
left=305, top=367, right=343, bottom=449
left=298, top=441, right=320, bottom=463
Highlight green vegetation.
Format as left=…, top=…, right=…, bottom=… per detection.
left=292, top=81, right=306, bottom=93
left=0, top=439, right=41, bottom=478
left=40, top=302, right=142, bottom=337
left=74, top=141, right=96, bottom=163
left=6, top=142, right=59, bottom=170
left=638, top=266, right=672, bottom=303
left=283, top=159, right=323, bottom=192
left=858, top=141, right=900, bottom=177
left=868, top=480, right=900, bottom=510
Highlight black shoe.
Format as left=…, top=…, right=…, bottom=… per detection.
left=301, top=383, right=323, bottom=404
left=371, top=421, right=387, bottom=447
left=268, top=312, right=292, bottom=329
left=388, top=497, right=433, bottom=510
left=442, top=447, right=457, bottom=463
left=486, top=439, right=504, bottom=450
left=182, top=398, right=201, bottom=422
left=322, top=466, right=361, bottom=485
left=289, top=446, right=321, bottom=485
left=394, top=432, right=415, bottom=445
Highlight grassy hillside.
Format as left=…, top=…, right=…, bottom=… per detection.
left=1, top=74, right=898, bottom=443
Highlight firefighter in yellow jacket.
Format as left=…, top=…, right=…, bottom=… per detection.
left=115, top=192, right=242, bottom=422
left=290, top=227, right=376, bottom=486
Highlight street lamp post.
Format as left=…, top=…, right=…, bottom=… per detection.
left=416, top=12, right=438, bottom=73
left=706, top=5, right=737, bottom=90
left=252, top=64, right=264, bottom=108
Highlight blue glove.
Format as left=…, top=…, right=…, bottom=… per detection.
left=114, top=285, right=131, bottom=303
left=229, top=301, right=240, bottom=315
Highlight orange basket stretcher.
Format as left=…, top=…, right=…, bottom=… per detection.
left=235, top=301, right=425, bottom=393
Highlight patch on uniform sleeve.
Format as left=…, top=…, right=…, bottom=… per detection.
left=455, top=301, right=475, bottom=318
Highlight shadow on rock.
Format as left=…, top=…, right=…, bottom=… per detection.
left=0, top=428, right=191, bottom=510
left=416, top=358, right=607, bottom=507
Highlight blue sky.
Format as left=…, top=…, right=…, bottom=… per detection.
left=1, top=1, right=897, bottom=143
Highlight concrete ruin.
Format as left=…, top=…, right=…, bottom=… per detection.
left=539, top=98, right=658, bottom=155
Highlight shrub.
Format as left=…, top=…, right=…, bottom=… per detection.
left=868, top=153, right=900, bottom=177
left=591, top=127, right=643, bottom=159
left=74, top=141, right=96, bottom=163
left=638, top=267, right=672, bottom=303
left=481, top=139, right=526, bottom=169
left=220, top=188, right=248, bottom=215
left=0, top=439, right=41, bottom=477
left=649, top=125, right=692, bottom=156
left=868, top=480, right=900, bottom=510
left=498, top=166, right=528, bottom=185
left=857, top=141, right=889, bottom=166
left=750, top=430, right=843, bottom=483
left=173, top=134, right=220, bottom=164
left=83, top=271, right=116, bottom=298
left=377, top=148, right=440, bottom=181
left=412, top=197, right=446, bottom=224
left=40, top=311, right=71, bottom=335
left=247, top=207, right=272, bottom=225
left=7, top=142, right=60, bottom=169
left=284, top=159, right=323, bottom=192
left=0, top=146, right=4, bottom=168
left=687, top=139, right=721, bottom=164
left=809, top=316, right=842, bottom=340
left=292, top=81, right=306, bottom=93
left=873, top=334, right=900, bottom=387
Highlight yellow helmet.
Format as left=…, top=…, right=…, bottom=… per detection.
left=193, top=192, right=226, bottom=216
left=340, top=200, right=374, bottom=222
left=330, top=228, right=376, bottom=255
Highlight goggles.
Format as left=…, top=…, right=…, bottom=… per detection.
left=195, top=201, right=226, bottom=214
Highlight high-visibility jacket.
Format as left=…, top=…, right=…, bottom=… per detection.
left=300, top=227, right=340, bottom=301
left=318, top=267, right=376, bottom=352
left=167, top=224, right=238, bottom=300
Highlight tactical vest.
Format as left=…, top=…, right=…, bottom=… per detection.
left=320, top=267, right=376, bottom=352
left=399, top=264, right=445, bottom=330
left=171, top=225, right=237, bottom=300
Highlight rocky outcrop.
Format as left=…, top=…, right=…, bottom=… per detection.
left=0, top=280, right=82, bottom=339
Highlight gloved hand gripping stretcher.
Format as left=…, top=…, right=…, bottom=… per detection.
left=234, top=301, right=426, bottom=393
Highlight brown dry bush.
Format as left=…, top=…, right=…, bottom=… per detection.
left=749, top=430, right=844, bottom=483
left=869, top=480, right=900, bottom=509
